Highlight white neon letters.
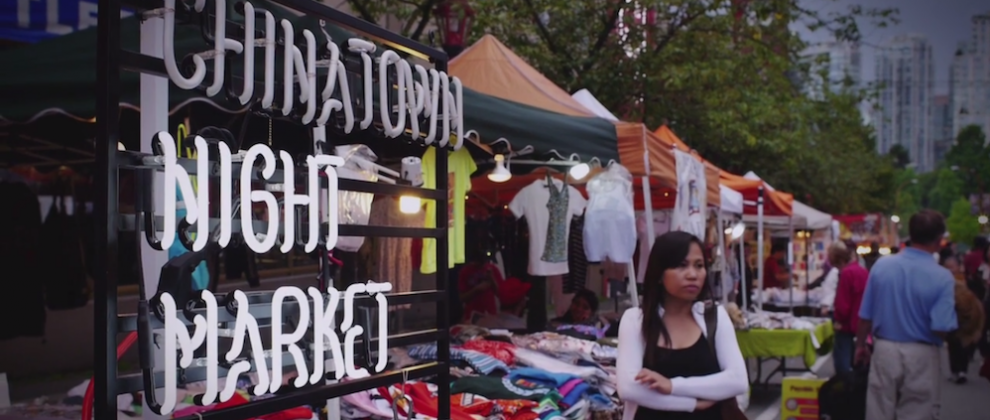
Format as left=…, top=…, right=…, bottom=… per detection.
left=157, top=132, right=345, bottom=254
left=160, top=1, right=466, bottom=149
left=159, top=284, right=390, bottom=416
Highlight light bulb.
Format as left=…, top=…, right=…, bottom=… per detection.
left=569, top=163, right=590, bottom=180
left=488, top=154, right=511, bottom=183
left=399, top=196, right=421, bottom=214
left=730, top=222, right=746, bottom=240
left=890, top=215, right=900, bottom=223
left=979, top=215, right=988, bottom=225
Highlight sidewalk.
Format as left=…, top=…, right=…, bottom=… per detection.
left=746, top=351, right=990, bottom=419
left=942, top=354, right=990, bottom=419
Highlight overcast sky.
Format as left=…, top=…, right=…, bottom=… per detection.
left=797, top=0, right=989, bottom=95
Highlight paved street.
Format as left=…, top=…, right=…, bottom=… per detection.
left=744, top=351, right=990, bottom=420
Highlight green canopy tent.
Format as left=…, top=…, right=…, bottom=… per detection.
left=0, top=6, right=617, bottom=162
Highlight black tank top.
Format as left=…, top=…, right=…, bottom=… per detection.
left=633, top=335, right=723, bottom=420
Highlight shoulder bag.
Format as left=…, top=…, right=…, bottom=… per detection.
left=704, top=304, right=749, bottom=420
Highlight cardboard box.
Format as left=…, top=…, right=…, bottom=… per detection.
left=780, top=376, right=827, bottom=420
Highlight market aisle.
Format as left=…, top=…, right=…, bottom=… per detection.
left=940, top=354, right=990, bottom=420
left=746, top=351, right=990, bottom=420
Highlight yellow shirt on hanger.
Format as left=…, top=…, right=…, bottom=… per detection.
left=420, top=146, right=477, bottom=274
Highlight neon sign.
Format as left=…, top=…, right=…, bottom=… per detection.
left=144, top=2, right=455, bottom=415
left=158, top=281, right=392, bottom=415
left=156, top=131, right=345, bottom=254
left=158, top=0, right=466, bottom=150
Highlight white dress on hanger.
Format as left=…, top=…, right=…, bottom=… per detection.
left=583, top=164, right=637, bottom=264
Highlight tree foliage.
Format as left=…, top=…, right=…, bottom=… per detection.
left=344, top=0, right=899, bottom=214
left=947, top=197, right=982, bottom=247
left=886, top=144, right=911, bottom=170
left=944, top=125, right=990, bottom=198
left=926, top=168, right=964, bottom=217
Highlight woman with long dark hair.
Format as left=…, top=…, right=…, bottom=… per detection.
left=617, top=231, right=748, bottom=420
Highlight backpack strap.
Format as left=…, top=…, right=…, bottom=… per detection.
left=704, top=304, right=720, bottom=368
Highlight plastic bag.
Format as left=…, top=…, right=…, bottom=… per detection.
left=334, top=145, right=378, bottom=252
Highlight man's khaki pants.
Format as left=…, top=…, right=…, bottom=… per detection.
left=866, top=339, right=942, bottom=420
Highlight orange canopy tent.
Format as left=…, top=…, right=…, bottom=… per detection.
left=647, top=124, right=793, bottom=217
left=450, top=35, right=596, bottom=118
left=720, top=171, right=793, bottom=217
left=450, top=35, right=715, bottom=210
left=616, top=122, right=721, bottom=209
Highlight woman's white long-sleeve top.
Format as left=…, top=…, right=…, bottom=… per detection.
left=819, top=267, right=840, bottom=308
left=616, top=303, right=749, bottom=420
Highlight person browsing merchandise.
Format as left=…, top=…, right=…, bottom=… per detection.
left=855, top=210, right=957, bottom=420
left=832, top=244, right=867, bottom=374
left=762, top=243, right=790, bottom=289
left=818, top=241, right=850, bottom=316
left=457, top=242, right=502, bottom=323
left=964, top=236, right=988, bottom=289
left=616, top=231, right=748, bottom=420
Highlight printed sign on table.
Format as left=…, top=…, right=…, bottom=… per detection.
left=780, top=376, right=826, bottom=420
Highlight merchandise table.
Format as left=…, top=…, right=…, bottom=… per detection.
left=735, top=321, right=834, bottom=388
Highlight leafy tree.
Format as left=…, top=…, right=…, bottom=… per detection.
left=342, top=0, right=898, bottom=215
left=927, top=168, right=965, bottom=216
left=945, top=125, right=990, bottom=198
left=886, top=144, right=911, bottom=169
left=947, top=197, right=981, bottom=247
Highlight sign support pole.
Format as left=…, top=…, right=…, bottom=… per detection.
left=140, top=15, right=169, bottom=420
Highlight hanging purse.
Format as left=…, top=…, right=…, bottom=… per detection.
left=704, top=304, right=749, bottom=420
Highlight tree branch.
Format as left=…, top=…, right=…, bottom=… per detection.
left=347, top=0, right=376, bottom=23
left=577, top=1, right=624, bottom=77
left=409, top=0, right=440, bottom=41
left=521, top=0, right=566, bottom=59
left=651, top=7, right=710, bottom=55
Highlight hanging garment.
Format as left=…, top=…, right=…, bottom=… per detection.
left=224, top=241, right=260, bottom=287
left=634, top=211, right=671, bottom=284
left=420, top=146, right=478, bottom=274
left=368, top=196, right=420, bottom=307
left=542, top=173, right=570, bottom=264
left=509, top=176, right=587, bottom=277
left=671, top=150, right=707, bottom=240
left=583, top=164, right=636, bottom=264
left=335, top=166, right=377, bottom=252
left=0, top=182, right=45, bottom=339
left=565, top=215, right=588, bottom=293
left=39, top=195, right=89, bottom=310
left=168, top=186, right=209, bottom=291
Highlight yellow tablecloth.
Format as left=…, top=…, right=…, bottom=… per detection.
left=735, top=321, right=834, bottom=367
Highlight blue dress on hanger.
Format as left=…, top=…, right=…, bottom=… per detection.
left=168, top=186, right=210, bottom=291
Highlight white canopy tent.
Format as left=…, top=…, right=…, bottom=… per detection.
left=720, top=184, right=744, bottom=215
left=571, top=89, right=619, bottom=121
left=741, top=172, right=832, bottom=230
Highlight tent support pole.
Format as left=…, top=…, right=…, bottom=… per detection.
left=95, top=0, right=122, bottom=415
left=716, top=211, right=726, bottom=304
left=756, top=186, right=764, bottom=311
left=788, top=216, right=794, bottom=315
left=635, top=132, right=651, bottom=306
left=739, top=224, right=747, bottom=310
left=139, top=16, right=169, bottom=420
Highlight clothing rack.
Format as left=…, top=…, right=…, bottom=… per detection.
left=94, top=1, right=452, bottom=419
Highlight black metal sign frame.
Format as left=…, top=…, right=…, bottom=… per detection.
left=94, top=0, right=452, bottom=418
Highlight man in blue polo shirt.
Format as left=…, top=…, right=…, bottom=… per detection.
left=855, top=209, right=957, bottom=420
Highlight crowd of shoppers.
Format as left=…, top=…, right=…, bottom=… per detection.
left=853, top=210, right=989, bottom=420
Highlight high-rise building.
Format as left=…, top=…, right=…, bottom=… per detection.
left=874, top=34, right=935, bottom=172
left=800, top=41, right=862, bottom=98
left=933, top=95, right=953, bottom=163
left=950, top=12, right=990, bottom=141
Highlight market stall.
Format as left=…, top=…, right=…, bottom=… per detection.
left=735, top=312, right=834, bottom=388
left=450, top=35, right=636, bottom=333
left=379, top=326, right=623, bottom=420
